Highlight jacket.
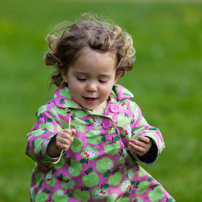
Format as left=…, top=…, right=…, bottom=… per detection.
left=25, top=84, right=174, bottom=202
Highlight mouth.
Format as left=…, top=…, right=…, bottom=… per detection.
left=83, top=97, right=97, bottom=104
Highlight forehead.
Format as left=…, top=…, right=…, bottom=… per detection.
left=77, top=46, right=115, bottom=59
left=71, top=47, right=117, bottom=72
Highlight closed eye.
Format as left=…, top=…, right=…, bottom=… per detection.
left=99, top=80, right=107, bottom=83
left=77, top=78, right=87, bottom=82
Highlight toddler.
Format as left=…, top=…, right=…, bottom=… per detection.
left=25, top=13, right=175, bottom=202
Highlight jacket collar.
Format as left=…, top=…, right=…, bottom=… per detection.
left=54, top=83, right=134, bottom=109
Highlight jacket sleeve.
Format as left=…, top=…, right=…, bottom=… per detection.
left=25, top=103, right=63, bottom=168
left=128, top=101, right=165, bottom=165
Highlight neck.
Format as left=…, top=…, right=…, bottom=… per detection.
left=94, top=100, right=108, bottom=114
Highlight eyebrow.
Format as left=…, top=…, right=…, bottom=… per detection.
left=74, top=71, right=112, bottom=78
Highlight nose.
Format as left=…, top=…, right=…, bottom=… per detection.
left=86, top=81, right=97, bottom=92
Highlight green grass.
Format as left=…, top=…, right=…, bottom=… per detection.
left=0, top=0, right=202, bottom=201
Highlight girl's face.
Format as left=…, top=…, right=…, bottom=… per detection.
left=61, top=47, right=120, bottom=114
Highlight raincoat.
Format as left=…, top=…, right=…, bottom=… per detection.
left=25, top=84, right=174, bottom=202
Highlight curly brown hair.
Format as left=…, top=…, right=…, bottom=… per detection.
left=44, top=13, right=136, bottom=88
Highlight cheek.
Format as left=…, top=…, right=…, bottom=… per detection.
left=73, top=85, right=82, bottom=94
left=68, top=80, right=83, bottom=94
left=100, top=85, right=113, bottom=97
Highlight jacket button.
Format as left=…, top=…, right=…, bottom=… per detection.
left=102, top=119, right=112, bottom=129
left=110, top=104, right=120, bottom=113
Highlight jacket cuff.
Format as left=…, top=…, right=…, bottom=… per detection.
left=137, top=139, right=158, bottom=164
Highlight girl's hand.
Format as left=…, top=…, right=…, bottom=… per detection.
left=128, top=136, right=152, bottom=157
left=46, top=129, right=76, bottom=157
left=56, top=129, right=76, bottom=151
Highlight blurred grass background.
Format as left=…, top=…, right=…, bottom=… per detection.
left=0, top=0, right=202, bottom=201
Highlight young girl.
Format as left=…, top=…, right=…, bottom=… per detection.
left=25, top=13, right=174, bottom=202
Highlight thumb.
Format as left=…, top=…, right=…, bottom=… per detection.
left=71, top=128, right=76, bottom=136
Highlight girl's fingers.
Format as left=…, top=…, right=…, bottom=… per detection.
left=128, top=145, right=144, bottom=156
left=128, top=137, right=152, bottom=156
left=129, top=139, right=146, bottom=148
left=137, top=136, right=151, bottom=144
left=56, top=129, right=76, bottom=151
left=71, top=128, right=76, bottom=136
left=61, top=129, right=76, bottom=137
left=58, top=137, right=71, bottom=145
left=128, top=140, right=145, bottom=152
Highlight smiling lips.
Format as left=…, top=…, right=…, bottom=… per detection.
left=83, top=97, right=97, bottom=104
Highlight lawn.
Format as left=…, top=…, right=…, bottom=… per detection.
left=0, top=0, right=201, bottom=201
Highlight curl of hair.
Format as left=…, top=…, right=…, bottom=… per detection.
left=44, top=13, right=136, bottom=88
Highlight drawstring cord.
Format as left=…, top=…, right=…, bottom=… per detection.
left=53, top=109, right=71, bottom=165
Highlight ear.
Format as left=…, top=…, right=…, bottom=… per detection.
left=60, top=69, right=68, bottom=83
